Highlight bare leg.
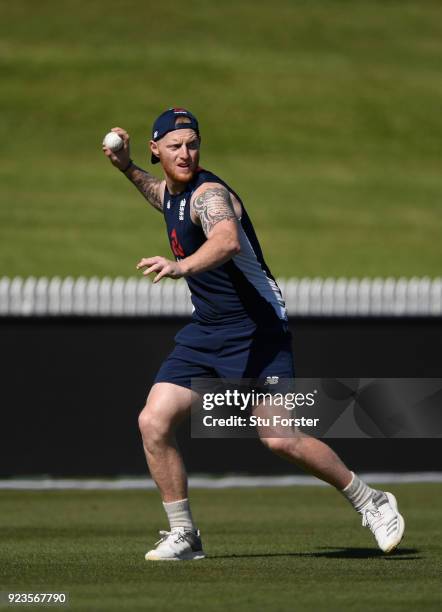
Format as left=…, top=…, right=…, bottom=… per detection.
left=254, top=402, right=352, bottom=489
left=138, top=382, right=197, bottom=502
left=262, top=435, right=352, bottom=489
left=140, top=384, right=206, bottom=558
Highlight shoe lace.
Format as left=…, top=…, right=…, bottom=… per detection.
left=154, top=530, right=187, bottom=546
left=362, top=504, right=383, bottom=530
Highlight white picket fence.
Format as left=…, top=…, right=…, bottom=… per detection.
left=1, top=276, right=441, bottom=316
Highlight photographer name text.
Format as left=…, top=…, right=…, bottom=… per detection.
left=202, top=415, right=319, bottom=428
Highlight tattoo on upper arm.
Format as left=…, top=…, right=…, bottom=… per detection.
left=192, top=187, right=236, bottom=237
left=127, top=164, right=163, bottom=212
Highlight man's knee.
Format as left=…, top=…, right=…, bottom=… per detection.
left=138, top=407, right=153, bottom=437
left=138, top=383, right=194, bottom=451
left=138, top=405, right=172, bottom=450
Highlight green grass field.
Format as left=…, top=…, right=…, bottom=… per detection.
left=1, top=1, right=442, bottom=278
left=1, top=485, right=441, bottom=611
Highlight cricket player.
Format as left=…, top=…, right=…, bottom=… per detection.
left=102, top=108, right=405, bottom=560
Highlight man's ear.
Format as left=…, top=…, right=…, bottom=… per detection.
left=150, top=139, right=160, bottom=158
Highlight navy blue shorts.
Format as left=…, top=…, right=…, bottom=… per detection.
left=154, top=321, right=295, bottom=390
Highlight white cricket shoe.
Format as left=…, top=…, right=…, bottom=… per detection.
left=145, top=529, right=205, bottom=561
left=362, top=491, right=405, bottom=553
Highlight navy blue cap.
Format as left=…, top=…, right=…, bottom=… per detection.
left=151, top=108, right=199, bottom=164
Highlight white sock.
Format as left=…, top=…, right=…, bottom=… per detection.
left=163, top=498, right=195, bottom=532
left=340, top=472, right=377, bottom=513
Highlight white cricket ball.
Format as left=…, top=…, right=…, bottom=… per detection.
left=103, top=131, right=124, bottom=152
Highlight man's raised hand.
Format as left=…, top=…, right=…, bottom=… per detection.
left=102, top=127, right=131, bottom=171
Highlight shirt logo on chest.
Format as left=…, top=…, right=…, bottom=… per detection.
left=179, top=198, right=186, bottom=221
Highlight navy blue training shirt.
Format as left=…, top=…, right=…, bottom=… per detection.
left=163, top=168, right=288, bottom=329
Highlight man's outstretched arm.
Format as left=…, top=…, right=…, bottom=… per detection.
left=102, top=126, right=165, bottom=212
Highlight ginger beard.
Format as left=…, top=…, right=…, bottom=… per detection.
left=151, top=129, right=200, bottom=186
